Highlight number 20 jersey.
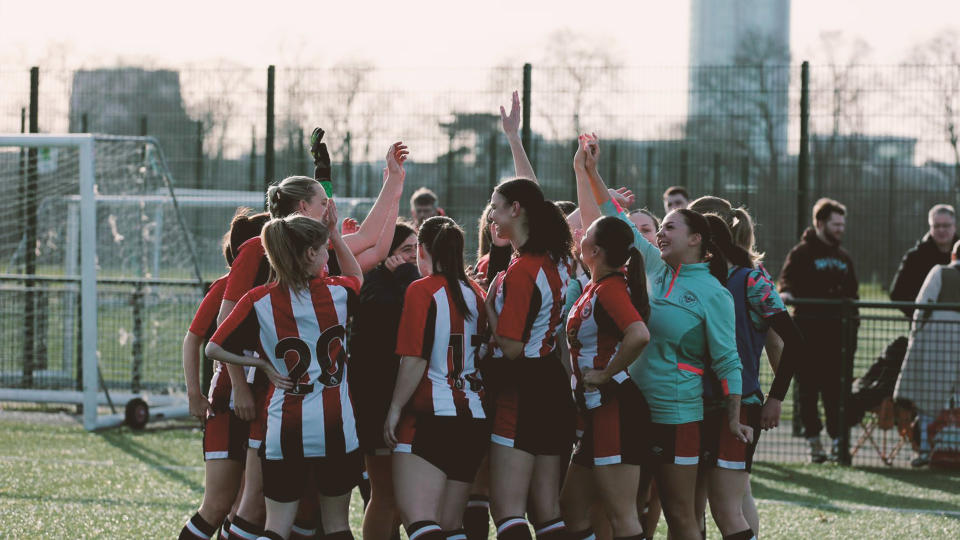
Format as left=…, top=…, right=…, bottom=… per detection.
left=210, top=275, right=360, bottom=460
left=395, top=275, right=487, bottom=419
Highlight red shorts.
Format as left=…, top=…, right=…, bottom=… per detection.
left=395, top=412, right=489, bottom=482
left=701, top=404, right=761, bottom=472
left=647, top=421, right=701, bottom=466
left=573, top=382, right=649, bottom=467
left=490, top=356, right=576, bottom=456
left=203, top=410, right=249, bottom=461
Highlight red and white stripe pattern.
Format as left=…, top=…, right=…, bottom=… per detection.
left=493, top=254, right=570, bottom=358
left=210, top=275, right=360, bottom=460
left=395, top=275, right=486, bottom=418
left=566, top=274, right=643, bottom=409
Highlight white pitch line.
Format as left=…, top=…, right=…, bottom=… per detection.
left=757, top=497, right=960, bottom=518
left=0, top=454, right=203, bottom=472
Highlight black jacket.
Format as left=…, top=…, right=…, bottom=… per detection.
left=348, top=262, right=420, bottom=364
left=779, top=227, right=859, bottom=317
left=889, top=233, right=959, bottom=317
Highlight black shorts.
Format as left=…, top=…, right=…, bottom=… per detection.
left=572, top=382, right=649, bottom=467
left=646, top=421, right=701, bottom=466
left=261, top=451, right=362, bottom=502
left=395, top=413, right=490, bottom=483
left=700, top=403, right=762, bottom=473
left=350, top=354, right=399, bottom=456
left=203, top=409, right=248, bottom=461
left=490, top=354, right=577, bottom=456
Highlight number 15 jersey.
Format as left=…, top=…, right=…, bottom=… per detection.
left=210, top=275, right=360, bottom=460
left=395, top=275, right=487, bottom=419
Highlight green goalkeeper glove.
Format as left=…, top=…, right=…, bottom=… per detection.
left=310, top=127, right=333, bottom=196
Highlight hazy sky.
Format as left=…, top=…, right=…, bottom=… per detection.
left=0, top=0, right=954, bottom=68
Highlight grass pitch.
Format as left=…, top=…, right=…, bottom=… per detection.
left=1, top=411, right=959, bottom=539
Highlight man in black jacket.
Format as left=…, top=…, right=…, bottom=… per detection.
left=779, top=198, right=859, bottom=463
left=889, top=204, right=958, bottom=317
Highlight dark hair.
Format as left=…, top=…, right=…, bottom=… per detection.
left=266, top=176, right=322, bottom=218
left=663, top=186, right=689, bottom=200
left=494, top=178, right=572, bottom=264
left=629, top=208, right=661, bottom=230
left=419, top=216, right=474, bottom=321
left=675, top=209, right=728, bottom=285
left=389, top=221, right=418, bottom=256
left=703, top=214, right=753, bottom=269
left=411, top=187, right=438, bottom=207
left=222, top=208, right=270, bottom=266
left=594, top=216, right=650, bottom=321
left=554, top=200, right=577, bottom=216
left=477, top=206, right=512, bottom=276
left=813, top=197, right=846, bottom=224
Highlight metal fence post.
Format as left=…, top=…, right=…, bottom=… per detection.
left=522, top=63, right=532, bottom=160
left=645, top=147, right=655, bottom=209
left=837, top=298, right=854, bottom=465
left=23, top=66, right=39, bottom=388
left=680, top=147, right=688, bottom=188
left=792, top=61, right=811, bottom=438
left=195, top=120, right=204, bottom=187
left=249, top=126, right=257, bottom=191
left=265, top=65, right=276, bottom=189
left=488, top=130, right=499, bottom=194
left=713, top=152, right=722, bottom=195
left=344, top=131, right=353, bottom=197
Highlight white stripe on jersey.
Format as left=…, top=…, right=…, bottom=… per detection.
left=462, top=288, right=486, bottom=418
left=523, top=268, right=554, bottom=358
left=428, top=287, right=453, bottom=414
left=290, top=287, right=327, bottom=458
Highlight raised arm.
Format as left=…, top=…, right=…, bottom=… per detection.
left=325, top=200, right=364, bottom=286
left=501, top=90, right=538, bottom=183
left=343, top=142, right=408, bottom=254
left=574, top=135, right=603, bottom=229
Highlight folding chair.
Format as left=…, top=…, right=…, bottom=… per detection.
left=850, top=397, right=915, bottom=466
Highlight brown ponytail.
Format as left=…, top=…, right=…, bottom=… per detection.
left=222, top=207, right=270, bottom=267
left=419, top=216, right=474, bottom=321
left=704, top=214, right=754, bottom=269
left=688, top=195, right=764, bottom=265
left=260, top=215, right=330, bottom=291
left=593, top=216, right=650, bottom=321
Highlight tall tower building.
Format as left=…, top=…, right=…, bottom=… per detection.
left=688, top=0, right=791, bottom=162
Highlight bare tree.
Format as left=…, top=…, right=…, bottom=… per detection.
left=903, top=28, right=960, bottom=205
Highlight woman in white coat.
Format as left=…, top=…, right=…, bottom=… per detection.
left=894, top=239, right=960, bottom=467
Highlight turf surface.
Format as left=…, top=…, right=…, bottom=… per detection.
left=1, top=412, right=958, bottom=539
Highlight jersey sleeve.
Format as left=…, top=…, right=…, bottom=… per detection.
left=327, top=275, right=362, bottom=296
left=596, top=280, right=644, bottom=331
left=601, top=199, right=665, bottom=279
left=210, top=292, right=261, bottom=355
left=223, top=241, right=264, bottom=302
left=703, top=289, right=742, bottom=397
left=746, top=268, right=786, bottom=320
left=496, top=264, right=538, bottom=343
left=395, top=280, right=435, bottom=359
left=188, top=277, right=227, bottom=339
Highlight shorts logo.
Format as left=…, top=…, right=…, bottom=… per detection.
left=651, top=445, right=663, bottom=455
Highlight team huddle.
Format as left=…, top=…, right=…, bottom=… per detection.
left=179, top=92, right=805, bottom=540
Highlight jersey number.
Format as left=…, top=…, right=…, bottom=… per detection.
left=447, top=334, right=483, bottom=392
left=274, top=325, right=346, bottom=393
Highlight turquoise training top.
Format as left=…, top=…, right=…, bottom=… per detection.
left=601, top=200, right=743, bottom=424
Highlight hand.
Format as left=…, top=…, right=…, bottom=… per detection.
left=582, top=133, right=600, bottom=172
left=384, top=255, right=406, bottom=272
left=500, top=90, right=522, bottom=137
left=232, top=383, right=256, bottom=421
left=265, top=365, right=294, bottom=391
left=324, top=199, right=341, bottom=239
left=386, top=141, right=409, bottom=177
left=341, top=217, right=359, bottom=236
left=383, top=406, right=401, bottom=449
left=760, top=397, right=782, bottom=430
left=610, top=187, right=635, bottom=208
left=580, top=368, right=610, bottom=392
left=467, top=265, right=488, bottom=290
left=486, top=271, right=505, bottom=305
left=572, top=228, right=584, bottom=248
left=187, top=392, right=212, bottom=422
left=730, top=420, right=754, bottom=444
left=574, top=135, right=588, bottom=171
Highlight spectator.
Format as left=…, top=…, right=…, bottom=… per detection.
left=410, top=187, right=444, bottom=227
left=662, top=186, right=690, bottom=214
left=779, top=198, right=859, bottom=463
left=894, top=239, right=960, bottom=467
left=890, top=204, right=959, bottom=318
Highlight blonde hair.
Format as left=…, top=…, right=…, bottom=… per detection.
left=688, top=196, right=764, bottom=265
left=261, top=215, right=330, bottom=291
left=266, top=176, right=322, bottom=218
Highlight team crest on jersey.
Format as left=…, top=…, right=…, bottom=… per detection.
left=580, top=302, right=593, bottom=318
left=681, top=293, right=698, bottom=306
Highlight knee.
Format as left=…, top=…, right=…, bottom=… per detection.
left=199, top=496, right=233, bottom=523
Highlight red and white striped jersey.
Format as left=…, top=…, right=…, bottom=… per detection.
left=395, top=275, right=487, bottom=418
left=187, top=275, right=234, bottom=410
left=493, top=253, right=571, bottom=358
left=566, top=273, right=644, bottom=409
left=210, top=275, right=361, bottom=459
left=222, top=237, right=271, bottom=303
